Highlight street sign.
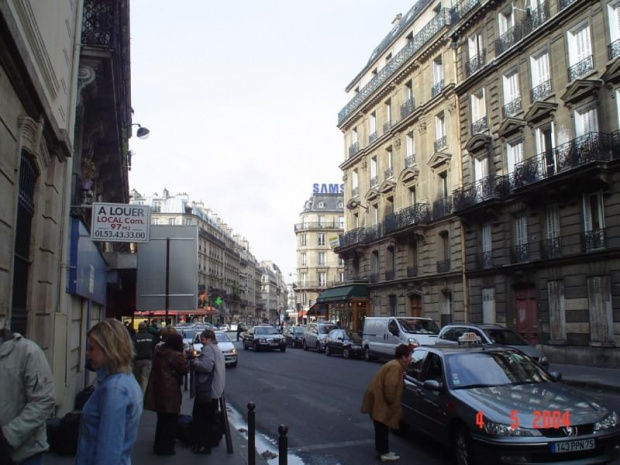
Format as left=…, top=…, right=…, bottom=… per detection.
left=91, top=202, right=150, bottom=243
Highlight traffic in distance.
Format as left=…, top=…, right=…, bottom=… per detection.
left=186, top=317, right=620, bottom=464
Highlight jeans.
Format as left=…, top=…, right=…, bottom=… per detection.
left=132, top=359, right=152, bottom=394
left=373, top=420, right=389, bottom=455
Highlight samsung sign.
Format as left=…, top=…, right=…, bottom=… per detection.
left=313, top=183, right=344, bottom=194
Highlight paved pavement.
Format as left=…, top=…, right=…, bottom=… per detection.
left=43, top=387, right=269, bottom=465
left=550, top=362, right=620, bottom=393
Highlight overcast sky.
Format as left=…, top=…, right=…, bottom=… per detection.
left=129, top=0, right=416, bottom=280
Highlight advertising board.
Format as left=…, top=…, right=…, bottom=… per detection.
left=91, top=202, right=150, bottom=243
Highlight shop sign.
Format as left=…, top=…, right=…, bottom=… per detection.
left=91, top=202, right=150, bottom=243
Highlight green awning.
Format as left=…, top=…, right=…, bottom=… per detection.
left=316, top=284, right=369, bottom=303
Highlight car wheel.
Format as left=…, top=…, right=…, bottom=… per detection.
left=454, top=426, right=476, bottom=465
left=243, top=342, right=249, bottom=350
left=325, top=345, right=331, bottom=356
left=316, top=342, right=321, bottom=352
left=343, top=348, right=350, bottom=359
left=280, top=345, right=286, bottom=352
left=231, top=361, right=238, bottom=368
left=254, top=342, right=261, bottom=352
left=302, top=340, right=308, bottom=351
left=364, top=347, right=372, bottom=362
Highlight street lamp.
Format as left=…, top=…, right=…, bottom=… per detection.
left=132, top=123, right=150, bottom=139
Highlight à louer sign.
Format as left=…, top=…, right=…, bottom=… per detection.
left=91, top=202, right=151, bottom=243
left=312, top=183, right=344, bottom=194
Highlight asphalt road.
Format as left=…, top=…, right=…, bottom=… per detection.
left=224, top=336, right=620, bottom=465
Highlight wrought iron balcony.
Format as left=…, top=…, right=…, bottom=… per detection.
left=512, top=132, right=616, bottom=189
left=369, top=273, right=380, bottom=283
left=471, top=116, right=488, bottom=135
left=385, top=270, right=395, bottom=281
left=437, top=259, right=451, bottom=273
left=294, top=222, right=341, bottom=231
left=450, top=0, right=480, bottom=22
left=407, top=265, right=418, bottom=277
left=495, top=24, right=524, bottom=55
left=431, top=80, right=444, bottom=98
left=383, top=121, right=392, bottom=133
left=400, top=98, right=415, bottom=119
left=530, top=79, right=551, bottom=102
left=453, top=175, right=510, bottom=211
left=609, top=40, right=620, bottom=61
left=503, top=97, right=522, bottom=118
left=338, top=227, right=365, bottom=248
left=583, top=228, right=606, bottom=252
left=432, top=197, right=452, bottom=220
left=384, top=167, right=394, bottom=179
left=369, top=132, right=377, bottom=144
left=384, top=203, right=430, bottom=233
left=82, top=0, right=122, bottom=47
left=466, top=50, right=486, bottom=77
left=352, top=186, right=359, bottom=197
left=295, top=281, right=328, bottom=289
left=348, top=142, right=359, bottom=158
left=540, top=237, right=561, bottom=259
left=370, top=176, right=378, bottom=188
left=528, top=0, right=550, bottom=29
left=434, top=135, right=447, bottom=152
left=568, top=55, right=594, bottom=82
left=559, top=0, right=577, bottom=11
left=476, top=251, right=493, bottom=269
left=510, top=244, right=530, bottom=263
left=364, top=223, right=383, bottom=243
left=405, top=155, right=415, bottom=167
left=337, top=9, right=451, bottom=125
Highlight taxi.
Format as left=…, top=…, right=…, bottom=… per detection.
left=401, top=333, right=620, bottom=465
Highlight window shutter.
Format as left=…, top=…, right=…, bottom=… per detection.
left=482, top=224, right=492, bottom=252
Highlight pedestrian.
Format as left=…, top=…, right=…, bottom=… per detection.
left=0, top=324, right=55, bottom=465
left=144, top=333, right=188, bottom=456
left=190, top=329, right=225, bottom=455
left=236, top=323, right=243, bottom=342
left=147, top=319, right=160, bottom=340
left=360, top=343, right=413, bottom=462
left=133, top=322, right=156, bottom=393
left=75, top=319, right=143, bottom=464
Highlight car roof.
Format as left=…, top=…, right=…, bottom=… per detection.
left=440, top=323, right=508, bottom=330
left=418, top=343, right=518, bottom=356
left=366, top=316, right=434, bottom=321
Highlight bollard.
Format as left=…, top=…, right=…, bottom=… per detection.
left=248, top=402, right=256, bottom=465
left=278, top=424, right=288, bottom=465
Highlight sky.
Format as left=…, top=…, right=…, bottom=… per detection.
left=129, top=0, right=417, bottom=281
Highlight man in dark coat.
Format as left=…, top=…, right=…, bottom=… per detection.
left=133, top=322, right=156, bottom=393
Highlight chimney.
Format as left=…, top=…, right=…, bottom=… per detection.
left=392, top=13, right=403, bottom=26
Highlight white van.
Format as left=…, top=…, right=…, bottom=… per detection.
left=362, top=316, right=440, bottom=361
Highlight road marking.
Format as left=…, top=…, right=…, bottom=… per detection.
left=290, top=439, right=375, bottom=453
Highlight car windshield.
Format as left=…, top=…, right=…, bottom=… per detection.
left=291, top=327, right=304, bottom=334
left=345, top=330, right=362, bottom=342
left=215, top=332, right=231, bottom=343
left=182, top=329, right=203, bottom=340
left=486, top=329, right=528, bottom=345
left=446, top=351, right=552, bottom=389
left=398, top=318, right=439, bottom=335
left=319, top=324, right=336, bottom=334
left=254, top=326, right=279, bottom=335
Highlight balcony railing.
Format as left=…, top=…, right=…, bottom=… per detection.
left=477, top=251, right=493, bottom=269
left=431, top=79, right=444, bottom=98
left=338, top=227, right=364, bottom=248
left=450, top=0, right=480, bottom=22
left=364, top=223, right=383, bottom=243
left=384, top=167, right=394, bottom=179
left=370, top=176, right=378, bottom=188
left=383, top=121, right=392, bottom=133
left=583, top=228, right=606, bottom=252
left=352, top=186, right=359, bottom=197
left=510, top=243, right=530, bottom=263
left=385, top=270, right=395, bottom=281
left=559, top=0, right=577, bottom=11
left=405, top=155, right=416, bottom=167
left=295, top=281, right=328, bottom=289
left=466, top=50, right=486, bottom=77
left=400, top=98, right=415, bottom=119
left=568, top=55, right=594, bottom=82
left=540, top=237, right=561, bottom=259
left=338, top=9, right=451, bottom=125
left=494, top=1, right=550, bottom=56
left=503, top=97, right=522, bottom=118
left=609, top=40, right=620, bottom=61
left=437, top=259, right=451, bottom=273
left=369, top=131, right=377, bottom=144
left=495, top=24, right=523, bottom=55
left=512, top=132, right=617, bottom=189
left=348, top=142, right=359, bottom=158
left=294, top=222, right=341, bottom=231
left=434, top=135, right=447, bottom=152
left=369, top=273, right=380, bottom=283
left=407, top=265, right=418, bottom=277
left=432, top=197, right=452, bottom=220
left=530, top=79, right=552, bottom=102
left=453, top=175, right=510, bottom=211
left=471, top=116, right=488, bottom=134
left=384, top=203, right=430, bottom=233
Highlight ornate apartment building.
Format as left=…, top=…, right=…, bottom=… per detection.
left=294, top=193, right=345, bottom=314
left=451, top=0, right=619, bottom=364
left=336, top=1, right=465, bottom=326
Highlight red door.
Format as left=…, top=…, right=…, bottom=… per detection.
left=515, top=285, right=538, bottom=345
left=409, top=295, right=422, bottom=317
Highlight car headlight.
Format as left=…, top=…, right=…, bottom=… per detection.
left=257, top=338, right=265, bottom=342
left=408, top=337, right=419, bottom=347
left=539, top=356, right=548, bottom=365
left=483, top=421, right=542, bottom=437
left=594, top=411, right=619, bottom=432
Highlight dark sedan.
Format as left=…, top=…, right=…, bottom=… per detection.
left=242, top=325, right=286, bottom=352
left=284, top=326, right=305, bottom=348
left=401, top=336, right=620, bottom=465
left=324, top=329, right=363, bottom=359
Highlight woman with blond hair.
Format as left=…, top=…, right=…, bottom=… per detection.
left=75, top=319, right=143, bottom=464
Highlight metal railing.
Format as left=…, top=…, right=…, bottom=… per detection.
left=348, top=142, right=359, bottom=158
left=434, top=135, right=447, bottom=152
left=407, top=265, right=418, bottom=277
left=405, top=155, right=416, bottom=167
left=540, top=237, right=561, bottom=259
left=583, top=228, right=606, bottom=252
left=503, top=97, right=522, bottom=118
left=294, top=281, right=328, bottom=289
left=471, top=116, right=488, bottom=134
left=477, top=251, right=493, bottom=269
left=383, top=121, right=392, bottom=133
left=338, top=9, right=450, bottom=125
left=568, top=55, right=594, bottom=82
left=432, top=197, right=452, bottom=220
left=369, top=273, right=380, bottom=283
left=450, top=0, right=480, bottom=22
left=466, top=50, right=486, bottom=77
left=338, top=227, right=364, bottom=248
left=531, top=79, right=552, bottom=102
left=559, top=0, right=577, bottom=11
left=352, top=186, right=359, bottom=197
left=370, top=176, right=378, bottom=188
left=431, top=79, right=444, bottom=98
left=510, top=243, right=530, bottom=263
left=384, top=203, right=430, bottom=233
left=453, top=175, right=510, bottom=211
left=400, top=98, right=415, bottom=119
left=385, top=270, right=395, bottom=281
left=294, top=222, right=341, bottom=231
left=494, top=2, right=550, bottom=55
left=384, top=167, right=394, bottom=179
left=369, top=132, right=377, bottom=144
left=609, top=40, right=620, bottom=61
left=364, top=223, right=383, bottom=243
left=437, top=259, right=451, bottom=273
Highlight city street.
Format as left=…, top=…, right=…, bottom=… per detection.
left=224, top=336, right=620, bottom=465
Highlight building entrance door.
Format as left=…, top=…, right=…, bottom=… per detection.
left=515, top=285, right=538, bottom=345
left=409, top=295, right=422, bottom=317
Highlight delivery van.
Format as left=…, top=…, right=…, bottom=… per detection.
left=362, top=316, right=440, bottom=361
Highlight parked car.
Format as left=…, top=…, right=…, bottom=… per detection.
left=362, top=316, right=440, bottom=361
left=302, top=322, right=337, bottom=352
left=192, top=330, right=238, bottom=367
left=243, top=325, right=286, bottom=352
left=400, top=335, right=620, bottom=465
left=324, top=329, right=363, bottom=359
left=284, top=326, right=305, bottom=348
left=178, top=326, right=208, bottom=353
left=219, top=324, right=230, bottom=332
left=435, top=323, right=549, bottom=368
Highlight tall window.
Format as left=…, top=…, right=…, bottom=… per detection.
left=471, top=88, right=486, bottom=129
left=300, top=234, right=306, bottom=246
left=482, top=223, right=492, bottom=254
left=317, top=233, right=326, bottom=246
left=371, top=205, right=379, bottom=225
left=440, top=232, right=450, bottom=261
left=386, top=148, right=393, bottom=178
left=583, top=192, right=605, bottom=233
left=438, top=172, right=448, bottom=199
left=338, top=216, right=344, bottom=228
left=385, top=99, right=392, bottom=127
left=371, top=251, right=379, bottom=274
left=433, top=56, right=443, bottom=85
left=506, top=139, right=523, bottom=176
left=351, top=128, right=358, bottom=146
left=301, top=253, right=307, bottom=266
left=568, top=23, right=592, bottom=69
left=318, top=215, right=325, bottom=226
left=546, top=205, right=560, bottom=239
left=536, top=123, right=556, bottom=174
left=575, top=105, right=599, bottom=137
left=370, top=156, right=377, bottom=184
left=435, top=112, right=446, bottom=147
left=531, top=50, right=550, bottom=88
left=406, top=132, right=415, bottom=161
left=300, top=272, right=307, bottom=285
left=388, top=247, right=395, bottom=271
left=318, top=252, right=326, bottom=266
left=369, top=111, right=377, bottom=140
left=503, top=69, right=520, bottom=114
left=473, top=156, right=487, bottom=182
left=515, top=214, right=528, bottom=246
left=409, top=186, right=417, bottom=205
left=405, top=80, right=413, bottom=101
left=468, top=31, right=484, bottom=60
left=318, top=272, right=327, bottom=286
left=482, top=288, right=496, bottom=323
left=352, top=169, right=359, bottom=193
left=498, top=6, right=514, bottom=36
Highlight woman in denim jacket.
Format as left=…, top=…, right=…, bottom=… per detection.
left=75, top=319, right=143, bottom=464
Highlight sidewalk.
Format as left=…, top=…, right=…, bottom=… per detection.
left=550, top=362, right=620, bottom=393
left=43, top=387, right=269, bottom=465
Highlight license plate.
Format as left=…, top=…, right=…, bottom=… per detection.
left=551, top=439, right=595, bottom=453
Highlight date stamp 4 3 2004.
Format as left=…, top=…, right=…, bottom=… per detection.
left=476, top=410, right=571, bottom=430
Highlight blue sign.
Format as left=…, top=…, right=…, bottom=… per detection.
left=68, top=218, right=108, bottom=305
left=312, top=183, right=344, bottom=194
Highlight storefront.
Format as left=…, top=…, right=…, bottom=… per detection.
left=310, top=283, right=370, bottom=331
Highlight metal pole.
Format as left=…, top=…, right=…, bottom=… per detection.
left=220, top=396, right=233, bottom=454
left=165, top=237, right=170, bottom=324
left=278, top=424, right=288, bottom=465
left=248, top=402, right=256, bottom=465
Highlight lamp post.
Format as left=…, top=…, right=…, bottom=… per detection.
left=131, top=123, right=150, bottom=139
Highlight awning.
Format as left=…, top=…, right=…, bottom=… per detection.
left=316, top=284, right=369, bottom=303
left=134, top=308, right=219, bottom=317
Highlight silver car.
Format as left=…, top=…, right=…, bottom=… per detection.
left=192, top=331, right=238, bottom=367
left=302, top=322, right=337, bottom=352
